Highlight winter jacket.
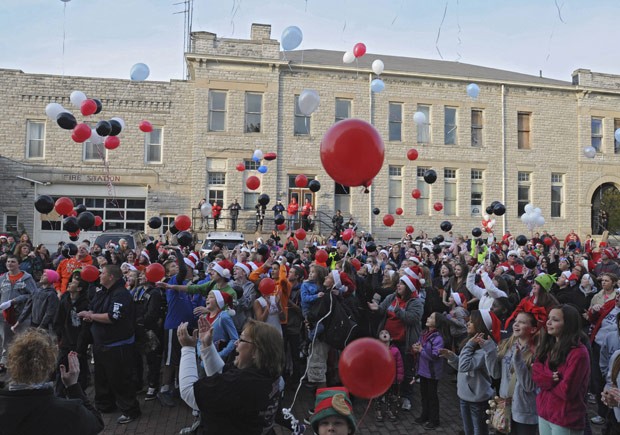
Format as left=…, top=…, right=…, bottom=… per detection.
left=447, top=339, right=497, bottom=402
left=54, top=291, right=90, bottom=353
left=416, top=330, right=445, bottom=380
left=230, top=279, right=256, bottom=333
left=587, top=298, right=618, bottom=343
left=376, top=293, right=424, bottom=349
left=0, top=271, right=38, bottom=323
left=30, top=286, right=59, bottom=331
left=390, top=345, right=405, bottom=383
left=55, top=255, right=93, bottom=293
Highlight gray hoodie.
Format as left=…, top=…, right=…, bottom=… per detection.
left=447, top=339, right=497, bottom=402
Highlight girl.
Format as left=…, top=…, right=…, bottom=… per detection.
left=440, top=309, right=500, bottom=435
left=533, top=304, right=590, bottom=434
left=375, top=329, right=404, bottom=422
left=445, top=292, right=469, bottom=351
left=412, top=312, right=450, bottom=429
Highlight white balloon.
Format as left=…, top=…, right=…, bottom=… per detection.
left=110, top=117, right=125, bottom=129
left=343, top=51, right=355, bottom=64
left=200, top=203, right=212, bottom=217
left=533, top=208, right=541, bottom=216
left=253, top=149, right=264, bottom=160
left=372, top=59, right=384, bottom=75
left=45, top=103, right=66, bottom=120
left=90, top=129, right=104, bottom=145
left=524, top=203, right=533, bottom=213
left=583, top=146, right=596, bottom=159
left=536, top=215, right=545, bottom=227
left=483, top=214, right=490, bottom=221
left=298, top=89, right=320, bottom=116
left=413, top=111, right=427, bottom=125
left=70, top=91, right=87, bottom=108
left=521, top=214, right=529, bottom=224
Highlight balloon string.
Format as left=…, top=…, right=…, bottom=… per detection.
left=435, top=1, right=448, bottom=60
left=355, top=398, right=373, bottom=430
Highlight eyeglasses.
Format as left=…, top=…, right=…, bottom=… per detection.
left=237, top=337, right=253, bottom=345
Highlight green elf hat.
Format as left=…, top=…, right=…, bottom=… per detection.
left=535, top=273, right=557, bottom=292
left=310, top=386, right=356, bottom=434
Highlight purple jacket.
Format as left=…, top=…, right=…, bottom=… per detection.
left=416, top=330, right=445, bottom=380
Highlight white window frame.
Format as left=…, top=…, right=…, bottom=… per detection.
left=4, top=214, right=18, bottom=234
left=245, top=92, right=263, bottom=133
left=334, top=183, right=351, bottom=215
left=26, top=120, right=45, bottom=159
left=551, top=173, right=564, bottom=218
left=145, top=127, right=163, bottom=164
left=208, top=172, right=226, bottom=207
left=208, top=90, right=227, bottom=132
left=518, top=171, right=531, bottom=216
left=591, top=117, right=603, bottom=152
left=471, top=169, right=484, bottom=216
left=388, top=166, right=403, bottom=213
left=444, top=168, right=457, bottom=216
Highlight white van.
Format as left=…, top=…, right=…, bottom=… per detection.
left=200, top=231, right=245, bottom=256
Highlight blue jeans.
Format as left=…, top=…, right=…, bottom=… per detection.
left=459, top=399, right=489, bottom=435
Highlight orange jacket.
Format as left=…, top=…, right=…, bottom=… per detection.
left=249, top=263, right=291, bottom=324
left=55, top=255, right=93, bottom=293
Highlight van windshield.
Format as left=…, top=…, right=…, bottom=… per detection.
left=94, top=235, right=136, bottom=249
left=202, top=239, right=242, bottom=250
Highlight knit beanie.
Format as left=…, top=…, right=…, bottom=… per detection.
left=535, top=273, right=557, bottom=292
left=310, top=387, right=356, bottom=434
left=43, top=269, right=60, bottom=284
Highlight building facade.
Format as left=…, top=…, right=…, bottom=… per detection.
left=1, top=23, right=619, bottom=247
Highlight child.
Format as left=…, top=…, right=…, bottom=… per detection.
left=22, top=269, right=60, bottom=333
left=375, top=329, right=404, bottom=422
left=412, top=312, right=450, bottom=429
left=440, top=309, right=500, bottom=435
left=300, top=264, right=330, bottom=340
left=445, top=292, right=469, bottom=351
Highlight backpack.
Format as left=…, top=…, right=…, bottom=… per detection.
left=309, top=292, right=358, bottom=350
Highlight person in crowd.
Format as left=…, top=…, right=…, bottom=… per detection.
left=0, top=330, right=104, bottom=435
left=14, top=242, right=43, bottom=281
left=287, top=197, right=299, bottom=229
left=229, top=261, right=257, bottom=333
left=35, top=244, right=53, bottom=271
left=283, top=264, right=306, bottom=385
left=228, top=199, right=241, bottom=231
left=309, top=386, right=357, bottom=435
left=594, top=249, right=620, bottom=279
left=374, top=329, right=404, bottom=422
left=332, top=210, right=344, bottom=235
left=301, top=198, right=314, bottom=232
left=193, top=289, right=239, bottom=363
left=444, top=292, right=469, bottom=351
left=56, top=242, right=93, bottom=294
left=533, top=304, right=590, bottom=434
left=177, top=316, right=284, bottom=434
left=78, top=264, right=141, bottom=424
left=466, top=261, right=509, bottom=310
left=211, top=201, right=222, bottom=230
left=255, top=201, right=266, bottom=232
left=18, top=233, right=34, bottom=250
left=590, top=272, right=618, bottom=309
left=272, top=200, right=285, bottom=217
left=602, top=344, right=620, bottom=434
left=26, top=269, right=60, bottom=333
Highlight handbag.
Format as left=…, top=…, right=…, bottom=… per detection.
left=486, top=371, right=516, bottom=434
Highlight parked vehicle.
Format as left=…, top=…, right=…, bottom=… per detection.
left=93, top=229, right=148, bottom=252
left=200, top=231, right=245, bottom=255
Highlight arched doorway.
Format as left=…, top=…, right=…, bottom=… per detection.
left=591, top=182, right=620, bottom=235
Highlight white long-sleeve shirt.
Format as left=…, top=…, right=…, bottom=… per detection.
left=179, top=343, right=225, bottom=410
left=466, top=271, right=508, bottom=310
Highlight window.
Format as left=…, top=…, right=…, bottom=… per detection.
left=388, top=166, right=403, bottom=213
left=294, top=95, right=311, bottom=135
left=208, top=90, right=227, bottom=132
left=389, top=103, right=402, bottom=141
left=417, top=104, right=431, bottom=143
left=161, top=215, right=176, bottom=235
left=242, top=169, right=259, bottom=209
left=83, top=126, right=106, bottom=162
left=4, top=214, right=18, bottom=233
left=41, top=197, right=145, bottom=231
left=471, top=169, right=483, bottom=216
left=416, top=167, right=430, bottom=215
left=444, top=107, right=457, bottom=145
left=244, top=192, right=259, bottom=210
left=444, top=169, right=457, bottom=215
left=518, top=112, right=531, bottom=149
left=335, top=98, right=351, bottom=123
left=615, top=119, right=620, bottom=154
left=244, top=159, right=261, bottom=171
left=517, top=172, right=531, bottom=216
left=145, top=127, right=163, bottom=163
left=551, top=173, right=564, bottom=218
left=591, top=117, right=603, bottom=152
left=26, top=120, right=45, bottom=159
left=245, top=92, right=262, bottom=133
left=471, top=109, right=483, bottom=147
left=207, top=172, right=225, bottom=207
left=335, top=183, right=351, bottom=215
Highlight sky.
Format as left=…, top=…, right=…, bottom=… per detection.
left=1, top=0, right=619, bottom=83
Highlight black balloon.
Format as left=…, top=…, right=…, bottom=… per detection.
left=63, top=216, right=79, bottom=233
left=169, top=223, right=179, bottom=234
left=516, top=235, right=528, bottom=246
left=93, top=99, right=103, bottom=115
left=258, top=194, right=270, bottom=206
left=75, top=204, right=87, bottom=214
left=95, top=120, right=112, bottom=136
left=77, top=211, right=95, bottom=230
left=62, top=243, right=78, bottom=257
left=69, top=235, right=79, bottom=242
left=432, top=245, right=442, bottom=255
left=485, top=205, right=494, bottom=215
left=57, top=112, right=77, bottom=130
left=490, top=201, right=500, bottom=209
left=472, top=227, right=482, bottom=237
left=148, top=216, right=162, bottom=229
left=366, top=242, right=377, bottom=253
left=109, top=119, right=122, bottom=136
left=308, top=180, right=321, bottom=192
left=372, top=207, right=380, bottom=215
left=177, top=231, right=193, bottom=247
left=432, top=236, right=440, bottom=245
left=34, top=195, right=54, bottom=214
left=524, top=255, right=537, bottom=269
left=440, top=221, right=452, bottom=232
left=274, top=214, right=285, bottom=225
left=423, top=169, right=437, bottom=184
left=493, top=203, right=506, bottom=216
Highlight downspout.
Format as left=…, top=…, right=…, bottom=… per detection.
left=501, top=84, right=507, bottom=232
left=368, top=72, right=374, bottom=235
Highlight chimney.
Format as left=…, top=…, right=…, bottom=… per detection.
left=251, top=23, right=271, bottom=41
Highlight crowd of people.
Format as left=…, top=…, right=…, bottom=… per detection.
left=1, top=224, right=620, bottom=434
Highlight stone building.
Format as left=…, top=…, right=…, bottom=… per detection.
left=1, top=22, right=619, bottom=247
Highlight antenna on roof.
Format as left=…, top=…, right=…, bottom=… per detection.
left=174, top=0, right=194, bottom=80
left=539, top=70, right=543, bottom=78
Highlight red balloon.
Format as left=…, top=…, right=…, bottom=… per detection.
left=145, top=263, right=165, bottom=282
left=395, top=207, right=403, bottom=216
left=342, top=228, right=354, bottom=241
left=544, top=237, right=553, bottom=247
left=246, top=175, right=260, bottom=191
left=350, top=258, right=361, bottom=271
left=94, top=215, right=103, bottom=227
left=277, top=223, right=286, bottom=231
left=263, top=152, right=277, bottom=161
left=339, top=338, right=395, bottom=399
left=295, top=228, right=307, bottom=240
left=72, top=123, right=92, bottom=143
left=55, top=197, right=74, bottom=216
left=405, top=225, right=414, bottom=234
left=175, top=215, right=191, bottom=231
left=407, top=148, right=419, bottom=161
left=412, top=189, right=421, bottom=199
left=69, top=210, right=78, bottom=217
left=236, top=163, right=246, bottom=172
left=80, top=265, right=100, bottom=283
left=353, top=42, right=367, bottom=58
left=433, top=202, right=444, bottom=212
left=258, top=277, right=276, bottom=296
left=104, top=136, right=120, bottom=150
left=383, top=214, right=395, bottom=227
left=315, top=249, right=328, bottom=264
left=80, top=99, right=97, bottom=116
left=295, top=174, right=308, bottom=188
left=139, top=120, right=153, bottom=133
left=320, top=119, right=384, bottom=188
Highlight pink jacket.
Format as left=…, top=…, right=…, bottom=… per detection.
left=390, top=345, right=405, bottom=384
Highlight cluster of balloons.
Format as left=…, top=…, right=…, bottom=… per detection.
left=281, top=26, right=303, bottom=51
left=521, top=203, right=545, bottom=231
left=481, top=214, right=496, bottom=234
left=370, top=59, right=386, bottom=93
left=235, top=150, right=280, bottom=191
left=342, top=42, right=367, bottom=64
left=35, top=195, right=102, bottom=241
left=485, top=201, right=506, bottom=216
left=294, top=174, right=321, bottom=192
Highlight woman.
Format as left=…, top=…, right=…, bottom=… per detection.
left=14, top=242, right=43, bottom=281
left=18, top=233, right=34, bottom=250
left=590, top=273, right=618, bottom=309
left=466, top=262, right=509, bottom=310
left=533, top=304, right=590, bottom=434
left=309, top=387, right=357, bottom=435
left=178, top=317, right=284, bottom=435
left=35, top=244, right=53, bottom=271
left=0, top=330, right=103, bottom=435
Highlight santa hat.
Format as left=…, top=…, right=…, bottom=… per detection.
left=211, top=290, right=235, bottom=316
left=399, top=275, right=420, bottom=294
left=234, top=262, right=251, bottom=276
left=184, top=252, right=200, bottom=269
left=452, top=292, right=467, bottom=308
left=408, top=256, right=422, bottom=265
left=140, top=250, right=151, bottom=264
left=211, top=262, right=231, bottom=280
left=480, top=309, right=501, bottom=343
left=379, top=249, right=389, bottom=258
left=43, top=269, right=60, bottom=284
left=404, top=265, right=426, bottom=285
left=331, top=270, right=356, bottom=295
left=219, top=259, right=235, bottom=274
left=507, top=250, right=519, bottom=258
left=248, top=261, right=260, bottom=271
left=121, top=262, right=137, bottom=271
left=561, top=270, right=572, bottom=280
left=604, top=248, right=616, bottom=260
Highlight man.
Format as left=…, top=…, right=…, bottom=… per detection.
left=594, top=248, right=620, bottom=278
left=56, top=243, right=93, bottom=294
left=228, top=199, right=241, bottom=231
left=255, top=201, right=266, bottom=232
left=331, top=210, right=344, bottom=234
left=287, top=197, right=299, bottom=229
left=211, top=201, right=222, bottom=231
left=272, top=200, right=285, bottom=217
left=78, top=265, right=141, bottom=424
left=301, top=199, right=313, bottom=231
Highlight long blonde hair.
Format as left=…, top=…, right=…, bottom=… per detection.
left=497, top=311, right=538, bottom=365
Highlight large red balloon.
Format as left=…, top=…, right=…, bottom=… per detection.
left=407, top=148, right=419, bottom=161
left=295, top=174, right=308, bottom=188
left=139, top=120, right=153, bottom=133
left=433, top=202, right=444, bottom=212
left=175, top=214, right=191, bottom=231
left=94, top=215, right=103, bottom=227
left=80, top=265, right=100, bottom=283
left=258, top=277, right=276, bottom=296
left=339, top=337, right=395, bottom=399
left=350, top=258, right=361, bottom=271
left=315, top=249, right=328, bottom=264
left=145, top=263, right=165, bottom=282
left=276, top=223, right=286, bottom=231
left=353, top=42, right=367, bottom=58
left=55, top=197, right=74, bottom=216
left=383, top=214, right=395, bottom=227
left=263, top=152, right=277, bottom=161
left=320, top=119, right=384, bottom=188
left=80, top=99, right=97, bottom=116
left=104, top=136, right=120, bottom=150
left=295, top=228, right=307, bottom=240
left=405, top=225, right=414, bottom=234
left=395, top=207, right=403, bottom=216
left=72, top=123, right=92, bottom=143
left=246, top=175, right=260, bottom=191
left=342, top=228, right=354, bottom=241
left=236, top=163, right=245, bottom=172
left=411, top=189, right=421, bottom=199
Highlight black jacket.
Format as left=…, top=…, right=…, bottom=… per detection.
left=30, top=286, right=59, bottom=331
left=54, top=291, right=91, bottom=353
left=89, top=279, right=135, bottom=346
